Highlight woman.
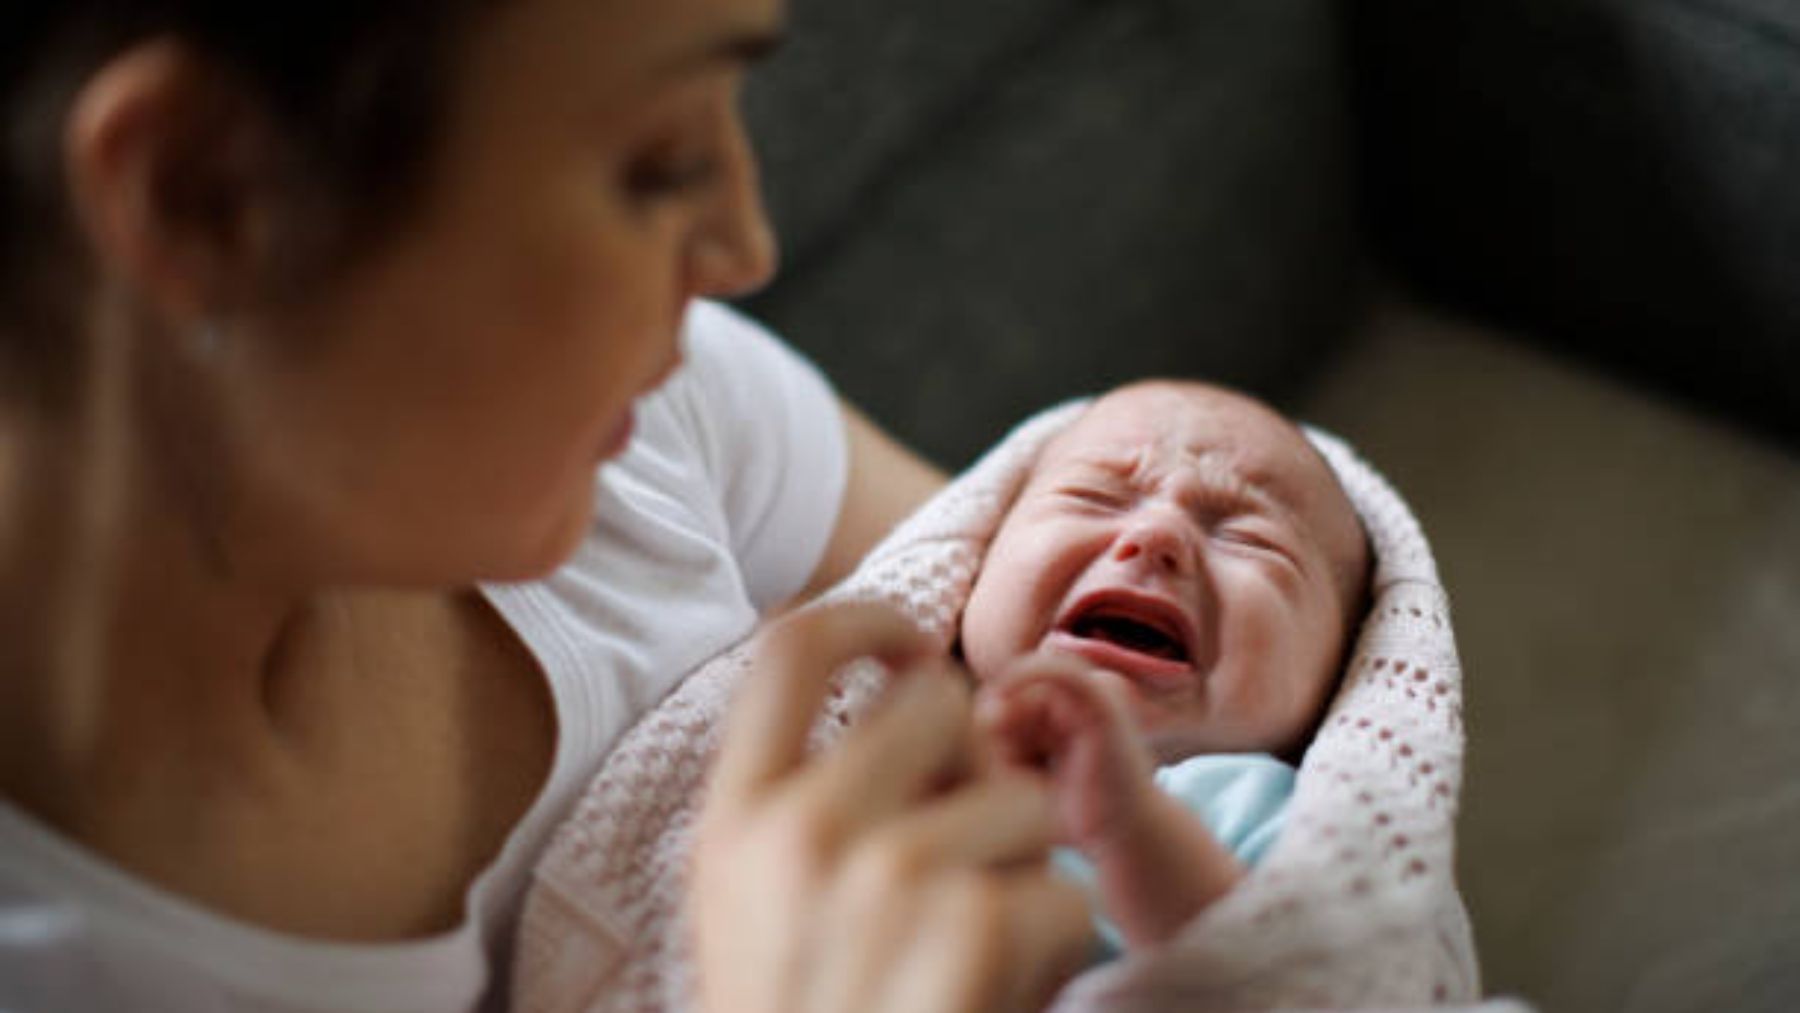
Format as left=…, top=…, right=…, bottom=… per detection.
left=0, top=0, right=1089, bottom=1008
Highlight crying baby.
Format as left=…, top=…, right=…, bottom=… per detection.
left=962, top=381, right=1371, bottom=953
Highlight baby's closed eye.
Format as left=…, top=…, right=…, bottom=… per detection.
left=1213, top=522, right=1299, bottom=567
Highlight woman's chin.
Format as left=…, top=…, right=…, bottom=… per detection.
left=471, top=488, right=596, bottom=584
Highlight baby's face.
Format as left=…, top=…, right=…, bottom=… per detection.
left=961, top=382, right=1368, bottom=764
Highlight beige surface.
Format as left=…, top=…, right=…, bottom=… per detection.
left=1297, top=304, right=1800, bottom=1012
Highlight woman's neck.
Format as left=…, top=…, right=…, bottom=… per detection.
left=0, top=361, right=306, bottom=842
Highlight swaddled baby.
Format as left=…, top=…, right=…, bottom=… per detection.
left=962, top=380, right=1370, bottom=953
left=510, top=379, right=1439, bottom=1012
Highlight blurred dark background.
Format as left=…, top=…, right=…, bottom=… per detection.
left=743, top=0, right=1358, bottom=465
left=739, top=0, right=1800, bottom=1009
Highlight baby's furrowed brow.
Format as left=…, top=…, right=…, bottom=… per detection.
left=1177, top=484, right=1269, bottom=525
left=1179, top=466, right=1320, bottom=537
left=1060, top=449, right=1148, bottom=481
left=1173, top=454, right=1260, bottom=502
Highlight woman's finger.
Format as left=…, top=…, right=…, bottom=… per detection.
left=709, top=601, right=930, bottom=818
left=974, top=679, right=1064, bottom=772
left=901, top=865, right=1093, bottom=1013
left=989, top=869, right=1093, bottom=1012
left=825, top=778, right=1088, bottom=1013
left=794, top=658, right=975, bottom=836
left=841, top=772, right=1062, bottom=890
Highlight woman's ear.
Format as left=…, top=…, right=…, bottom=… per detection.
left=63, top=39, right=279, bottom=328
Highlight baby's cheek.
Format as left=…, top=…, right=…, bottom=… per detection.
left=958, top=577, right=1012, bottom=683
left=1244, top=654, right=1336, bottom=753
left=962, top=554, right=1048, bottom=675
left=1287, top=593, right=1349, bottom=701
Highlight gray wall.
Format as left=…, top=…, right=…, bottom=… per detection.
left=743, top=0, right=1360, bottom=468
left=1352, top=0, right=1800, bottom=446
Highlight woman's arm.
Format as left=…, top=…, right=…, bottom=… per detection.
left=796, top=400, right=946, bottom=599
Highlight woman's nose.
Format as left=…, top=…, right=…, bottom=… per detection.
left=687, top=120, right=779, bottom=299
left=1112, top=515, right=1195, bottom=576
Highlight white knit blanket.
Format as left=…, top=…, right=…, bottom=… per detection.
left=512, top=403, right=1495, bottom=1013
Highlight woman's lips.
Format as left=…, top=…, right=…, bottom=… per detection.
left=1042, top=629, right=1195, bottom=694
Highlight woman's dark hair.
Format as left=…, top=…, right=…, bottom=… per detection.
left=0, top=1, right=489, bottom=384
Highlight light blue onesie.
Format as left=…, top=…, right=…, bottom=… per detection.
left=1052, top=753, right=1295, bottom=958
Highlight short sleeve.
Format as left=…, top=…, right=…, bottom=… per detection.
left=666, top=301, right=848, bottom=610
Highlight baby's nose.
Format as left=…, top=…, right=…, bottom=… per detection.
left=1112, top=517, right=1194, bottom=575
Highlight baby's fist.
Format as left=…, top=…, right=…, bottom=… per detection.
left=974, top=655, right=1160, bottom=852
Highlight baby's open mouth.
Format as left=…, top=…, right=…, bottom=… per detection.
left=1049, top=589, right=1198, bottom=688
left=1065, top=609, right=1189, bottom=663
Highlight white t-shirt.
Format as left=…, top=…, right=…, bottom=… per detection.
left=0, top=301, right=849, bottom=1012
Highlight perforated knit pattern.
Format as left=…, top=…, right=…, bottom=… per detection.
left=512, top=408, right=1483, bottom=1012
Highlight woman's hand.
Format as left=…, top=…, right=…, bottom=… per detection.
left=693, top=602, right=1091, bottom=1013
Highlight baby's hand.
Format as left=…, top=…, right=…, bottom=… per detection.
left=974, top=655, right=1160, bottom=854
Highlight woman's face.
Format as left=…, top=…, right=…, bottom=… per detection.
left=223, top=0, right=783, bottom=585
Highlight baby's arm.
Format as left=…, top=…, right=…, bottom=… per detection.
left=1086, top=771, right=1246, bottom=949
left=976, top=663, right=1244, bottom=948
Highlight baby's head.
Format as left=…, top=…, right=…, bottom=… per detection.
left=961, top=381, right=1370, bottom=764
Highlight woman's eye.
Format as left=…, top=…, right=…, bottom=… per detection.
left=625, top=152, right=722, bottom=199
